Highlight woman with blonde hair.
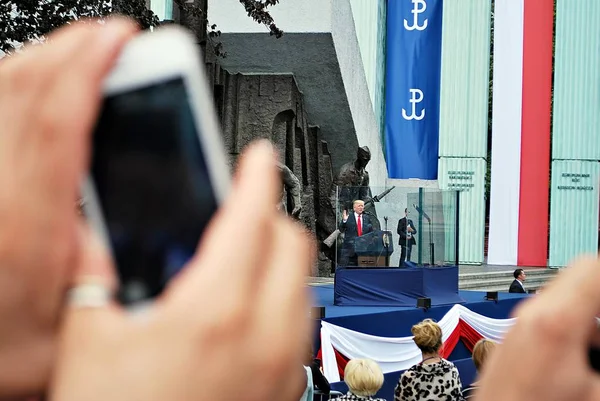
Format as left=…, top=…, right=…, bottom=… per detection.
left=394, top=319, right=463, bottom=401
left=337, top=358, right=387, bottom=400
left=462, top=339, right=497, bottom=399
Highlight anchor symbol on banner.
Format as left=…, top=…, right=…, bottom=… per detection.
left=402, top=89, right=425, bottom=121
left=404, top=0, right=428, bottom=31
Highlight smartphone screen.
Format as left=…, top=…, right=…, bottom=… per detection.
left=590, top=347, right=600, bottom=372
left=91, top=77, right=218, bottom=304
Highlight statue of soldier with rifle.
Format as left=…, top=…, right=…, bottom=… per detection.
left=317, top=146, right=395, bottom=271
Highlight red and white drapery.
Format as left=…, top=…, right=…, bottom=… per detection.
left=319, top=304, right=516, bottom=383
left=487, top=0, right=554, bottom=266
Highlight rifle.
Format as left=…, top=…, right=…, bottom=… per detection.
left=365, top=186, right=395, bottom=207
left=322, top=186, right=396, bottom=248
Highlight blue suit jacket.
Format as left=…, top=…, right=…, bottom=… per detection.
left=339, top=212, right=374, bottom=245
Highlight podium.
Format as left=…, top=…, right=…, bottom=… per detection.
left=354, top=230, right=393, bottom=268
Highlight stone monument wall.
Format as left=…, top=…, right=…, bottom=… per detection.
left=205, top=56, right=334, bottom=275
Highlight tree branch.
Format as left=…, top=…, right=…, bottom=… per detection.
left=0, top=0, right=284, bottom=56
left=238, top=0, right=283, bottom=38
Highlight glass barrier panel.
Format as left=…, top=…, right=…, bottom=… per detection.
left=332, top=186, right=458, bottom=270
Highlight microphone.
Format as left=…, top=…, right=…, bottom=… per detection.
left=413, top=203, right=431, bottom=223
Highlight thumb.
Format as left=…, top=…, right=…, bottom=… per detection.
left=61, top=224, right=121, bottom=355
left=52, top=227, right=125, bottom=401
left=61, top=224, right=121, bottom=334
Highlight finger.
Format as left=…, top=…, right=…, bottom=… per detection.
left=258, top=217, right=315, bottom=334
left=19, top=21, right=102, bottom=76
left=63, top=221, right=119, bottom=317
left=4, top=20, right=135, bottom=130
left=590, top=378, right=600, bottom=401
left=39, top=20, right=138, bottom=234
left=251, top=217, right=316, bottom=398
left=279, top=367, right=310, bottom=401
left=58, top=17, right=138, bottom=95
left=42, top=18, right=137, bottom=75
left=60, top=230, right=123, bottom=345
left=231, top=141, right=282, bottom=185
left=524, top=256, right=600, bottom=340
left=591, top=323, right=600, bottom=349
left=1, top=20, right=138, bottom=229
left=70, top=223, right=118, bottom=293
left=53, top=299, right=124, bottom=401
left=39, top=19, right=138, bottom=171
left=164, top=140, right=280, bottom=307
left=0, top=25, right=96, bottom=112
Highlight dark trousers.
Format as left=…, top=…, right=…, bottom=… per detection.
left=399, top=244, right=413, bottom=267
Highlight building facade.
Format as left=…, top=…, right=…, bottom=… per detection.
left=149, top=0, right=600, bottom=269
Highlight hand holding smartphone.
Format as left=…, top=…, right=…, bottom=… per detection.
left=84, top=27, right=230, bottom=305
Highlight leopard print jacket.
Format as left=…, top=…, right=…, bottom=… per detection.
left=394, top=359, right=464, bottom=401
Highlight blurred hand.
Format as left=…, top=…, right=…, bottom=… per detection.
left=50, top=142, right=316, bottom=401
left=342, top=210, right=349, bottom=221
left=0, top=19, right=137, bottom=397
left=476, top=256, right=600, bottom=401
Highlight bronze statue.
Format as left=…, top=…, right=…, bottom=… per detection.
left=277, top=163, right=302, bottom=218
left=333, top=146, right=371, bottom=211
left=317, top=146, right=395, bottom=272
left=319, top=146, right=377, bottom=251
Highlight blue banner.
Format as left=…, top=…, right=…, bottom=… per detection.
left=385, top=0, right=443, bottom=179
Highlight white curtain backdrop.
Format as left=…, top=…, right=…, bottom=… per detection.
left=487, top=0, right=525, bottom=265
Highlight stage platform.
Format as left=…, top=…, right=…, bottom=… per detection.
left=334, top=265, right=462, bottom=307
left=311, top=285, right=529, bottom=400
left=308, top=263, right=557, bottom=292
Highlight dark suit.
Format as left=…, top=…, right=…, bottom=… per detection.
left=338, top=212, right=373, bottom=266
left=509, top=279, right=526, bottom=293
left=397, top=217, right=417, bottom=267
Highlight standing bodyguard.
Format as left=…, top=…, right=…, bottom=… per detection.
left=397, top=208, right=417, bottom=267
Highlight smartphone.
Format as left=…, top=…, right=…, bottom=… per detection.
left=590, top=347, right=600, bottom=372
left=83, top=27, right=231, bottom=305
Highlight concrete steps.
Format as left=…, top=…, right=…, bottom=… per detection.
left=458, top=268, right=559, bottom=292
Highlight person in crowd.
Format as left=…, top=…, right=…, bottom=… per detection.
left=462, top=339, right=497, bottom=399
left=396, top=208, right=417, bottom=267
left=299, top=365, right=315, bottom=401
left=300, top=345, right=330, bottom=400
left=394, top=319, right=463, bottom=401
left=509, top=268, right=527, bottom=293
left=339, top=199, right=374, bottom=266
left=0, top=19, right=314, bottom=401
left=311, top=357, right=331, bottom=395
left=336, top=358, right=387, bottom=401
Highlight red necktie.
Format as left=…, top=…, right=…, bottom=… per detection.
left=357, top=214, right=363, bottom=236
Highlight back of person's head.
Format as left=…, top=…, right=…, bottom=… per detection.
left=514, top=268, right=524, bottom=279
left=412, top=319, right=443, bottom=353
left=344, top=358, right=384, bottom=397
left=472, top=339, right=497, bottom=371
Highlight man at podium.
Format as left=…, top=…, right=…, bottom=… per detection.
left=338, top=200, right=374, bottom=266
